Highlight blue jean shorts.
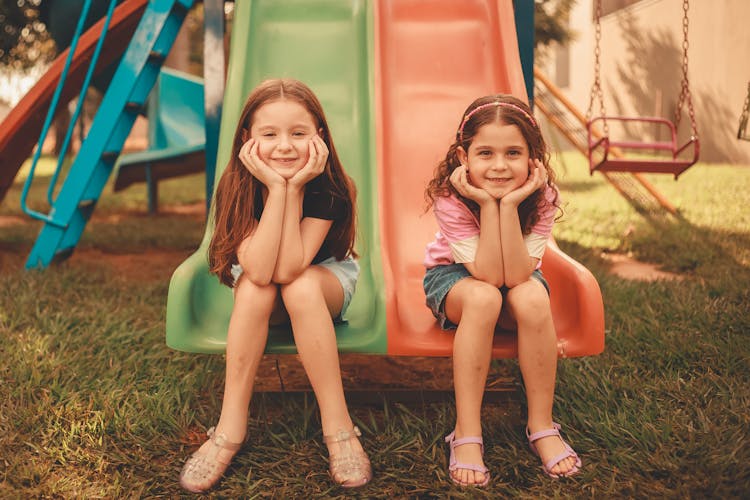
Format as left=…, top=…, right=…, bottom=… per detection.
left=423, top=263, right=549, bottom=330
left=231, top=256, right=360, bottom=320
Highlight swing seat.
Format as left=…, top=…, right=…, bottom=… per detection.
left=587, top=116, right=699, bottom=179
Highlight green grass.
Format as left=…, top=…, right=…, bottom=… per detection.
left=1, top=155, right=748, bottom=497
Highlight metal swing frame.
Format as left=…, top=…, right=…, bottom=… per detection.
left=585, top=0, right=700, bottom=179
left=738, top=81, right=750, bottom=141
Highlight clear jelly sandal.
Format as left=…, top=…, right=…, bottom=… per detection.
left=179, top=426, right=243, bottom=493
left=323, top=426, right=372, bottom=488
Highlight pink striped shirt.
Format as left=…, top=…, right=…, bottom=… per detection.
left=424, top=186, right=558, bottom=269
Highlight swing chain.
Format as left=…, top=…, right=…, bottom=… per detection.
left=738, top=81, right=750, bottom=140
left=674, top=0, right=698, bottom=139
left=586, top=0, right=608, bottom=135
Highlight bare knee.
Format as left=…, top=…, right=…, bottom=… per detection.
left=506, top=281, right=551, bottom=328
left=234, top=276, right=278, bottom=313
left=279, top=268, right=323, bottom=315
left=461, top=281, right=503, bottom=319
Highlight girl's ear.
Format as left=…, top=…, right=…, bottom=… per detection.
left=241, top=128, right=250, bottom=142
left=456, top=146, right=468, bottom=166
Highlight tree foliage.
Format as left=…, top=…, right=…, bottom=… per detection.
left=1, top=0, right=579, bottom=70
left=0, top=0, right=55, bottom=70
left=535, top=0, right=578, bottom=48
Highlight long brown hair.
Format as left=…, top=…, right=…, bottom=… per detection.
left=425, top=94, right=560, bottom=233
left=209, top=79, right=358, bottom=287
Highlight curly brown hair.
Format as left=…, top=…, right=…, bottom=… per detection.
left=425, top=94, right=560, bottom=234
left=209, top=79, right=358, bottom=287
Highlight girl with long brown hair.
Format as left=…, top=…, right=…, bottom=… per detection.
left=179, top=79, right=370, bottom=492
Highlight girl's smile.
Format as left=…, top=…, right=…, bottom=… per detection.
left=250, top=99, right=318, bottom=178
left=458, top=122, right=530, bottom=199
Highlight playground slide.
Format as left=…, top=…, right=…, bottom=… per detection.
left=0, top=0, right=147, bottom=204
left=166, top=0, right=604, bottom=357
left=166, top=0, right=386, bottom=353
left=376, top=0, right=604, bottom=357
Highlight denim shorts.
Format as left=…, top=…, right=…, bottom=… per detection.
left=230, top=256, right=360, bottom=319
left=423, top=263, right=549, bottom=330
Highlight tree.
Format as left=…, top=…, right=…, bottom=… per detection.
left=0, top=0, right=55, bottom=71
left=535, top=0, right=578, bottom=48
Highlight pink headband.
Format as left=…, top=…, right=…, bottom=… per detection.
left=458, top=101, right=537, bottom=142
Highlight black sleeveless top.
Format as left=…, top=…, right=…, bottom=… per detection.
left=254, top=185, right=348, bottom=264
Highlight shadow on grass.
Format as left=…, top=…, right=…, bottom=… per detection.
left=554, top=211, right=749, bottom=498
left=560, top=205, right=750, bottom=286
left=555, top=178, right=601, bottom=194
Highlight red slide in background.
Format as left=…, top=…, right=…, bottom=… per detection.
left=376, top=0, right=605, bottom=357
left=0, top=0, right=147, bottom=204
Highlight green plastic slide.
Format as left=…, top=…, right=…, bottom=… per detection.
left=165, top=0, right=386, bottom=354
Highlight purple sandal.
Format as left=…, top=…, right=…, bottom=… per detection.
left=445, top=430, right=490, bottom=487
left=526, top=422, right=581, bottom=478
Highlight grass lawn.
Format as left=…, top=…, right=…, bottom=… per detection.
left=0, top=154, right=748, bottom=497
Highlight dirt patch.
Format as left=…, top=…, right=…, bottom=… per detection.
left=69, top=248, right=194, bottom=282
left=252, top=353, right=517, bottom=399
left=0, top=215, right=26, bottom=227
left=601, top=252, right=683, bottom=281
left=160, top=201, right=206, bottom=217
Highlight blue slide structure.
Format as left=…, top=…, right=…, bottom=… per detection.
left=113, top=68, right=206, bottom=213
left=23, top=0, right=195, bottom=268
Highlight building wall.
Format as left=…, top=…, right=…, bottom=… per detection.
left=539, top=0, right=750, bottom=164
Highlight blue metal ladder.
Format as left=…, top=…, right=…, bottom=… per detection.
left=25, top=0, right=195, bottom=269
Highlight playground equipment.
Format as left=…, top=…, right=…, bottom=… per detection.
left=21, top=0, right=194, bottom=269
left=165, top=0, right=605, bottom=359
left=113, top=68, right=206, bottom=214
left=0, top=0, right=147, bottom=205
left=534, top=69, right=679, bottom=215
left=0, top=0, right=220, bottom=259
left=585, top=0, right=699, bottom=178
left=3, top=0, right=604, bottom=358
left=738, top=81, right=750, bottom=141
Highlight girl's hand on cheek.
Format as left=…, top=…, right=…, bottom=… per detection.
left=239, top=138, right=285, bottom=188
left=502, top=158, right=547, bottom=207
left=289, top=135, right=329, bottom=188
left=450, top=164, right=494, bottom=204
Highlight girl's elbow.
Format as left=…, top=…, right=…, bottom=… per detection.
left=245, top=270, right=274, bottom=287
left=272, top=268, right=302, bottom=284
left=470, top=270, right=504, bottom=288
left=504, top=278, right=522, bottom=288
left=505, top=271, right=535, bottom=289
left=477, top=274, right=504, bottom=288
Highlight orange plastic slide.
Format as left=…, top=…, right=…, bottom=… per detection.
left=0, top=0, right=147, bottom=204
left=375, top=0, right=605, bottom=357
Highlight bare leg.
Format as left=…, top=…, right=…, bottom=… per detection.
left=180, top=276, right=280, bottom=492
left=444, top=278, right=502, bottom=486
left=208, top=277, right=279, bottom=455
left=506, top=279, right=578, bottom=475
left=280, top=266, right=370, bottom=486
left=281, top=266, right=350, bottom=432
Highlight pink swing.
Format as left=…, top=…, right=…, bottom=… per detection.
left=585, top=0, right=699, bottom=179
